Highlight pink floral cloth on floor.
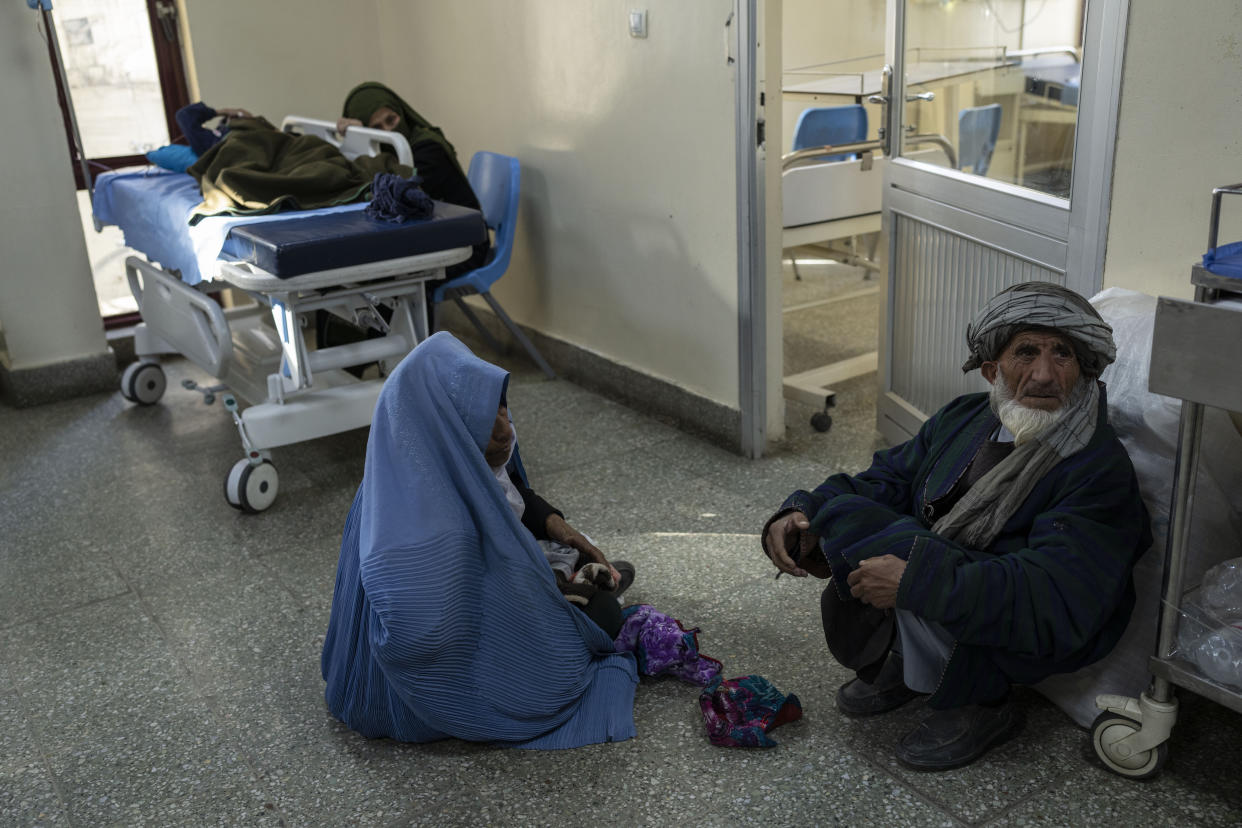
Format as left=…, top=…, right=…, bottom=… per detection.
left=613, top=605, right=802, bottom=747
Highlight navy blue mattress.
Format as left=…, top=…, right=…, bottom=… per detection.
left=221, top=201, right=487, bottom=278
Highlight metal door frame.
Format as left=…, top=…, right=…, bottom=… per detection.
left=736, top=0, right=767, bottom=458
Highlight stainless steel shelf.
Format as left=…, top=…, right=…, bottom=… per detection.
left=1191, top=264, right=1242, bottom=295
left=1149, top=656, right=1242, bottom=715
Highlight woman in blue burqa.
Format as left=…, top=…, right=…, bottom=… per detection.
left=321, top=333, right=638, bottom=748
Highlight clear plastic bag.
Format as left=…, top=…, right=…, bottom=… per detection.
left=1174, top=557, right=1242, bottom=689
left=1201, top=558, right=1242, bottom=616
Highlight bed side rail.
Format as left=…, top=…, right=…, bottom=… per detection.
left=126, top=256, right=233, bottom=378
left=280, top=115, right=413, bottom=167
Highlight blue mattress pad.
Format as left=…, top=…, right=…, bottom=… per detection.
left=221, top=202, right=487, bottom=278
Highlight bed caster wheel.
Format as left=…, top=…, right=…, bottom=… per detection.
left=810, top=412, right=833, bottom=433
left=224, top=458, right=279, bottom=513
left=1091, top=711, right=1168, bottom=779
left=810, top=395, right=836, bottom=433
left=120, top=361, right=166, bottom=405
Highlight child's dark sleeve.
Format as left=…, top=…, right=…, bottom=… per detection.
left=508, top=468, right=563, bottom=540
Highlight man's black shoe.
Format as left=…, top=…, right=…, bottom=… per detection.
left=835, top=652, right=920, bottom=717
left=894, top=701, right=1023, bottom=771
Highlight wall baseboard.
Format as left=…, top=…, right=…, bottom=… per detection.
left=0, top=349, right=117, bottom=408
left=440, top=304, right=744, bottom=454
left=73, top=311, right=746, bottom=451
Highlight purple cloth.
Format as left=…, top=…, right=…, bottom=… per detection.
left=367, top=173, right=434, bottom=223
left=613, top=605, right=722, bottom=686
left=614, top=605, right=803, bottom=748
left=699, top=675, right=803, bottom=748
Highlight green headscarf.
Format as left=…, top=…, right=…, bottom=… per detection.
left=341, top=81, right=463, bottom=171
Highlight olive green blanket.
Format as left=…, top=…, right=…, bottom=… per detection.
left=186, top=116, right=412, bottom=223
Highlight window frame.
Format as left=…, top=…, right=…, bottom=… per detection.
left=44, top=0, right=193, bottom=327
left=46, top=0, right=192, bottom=190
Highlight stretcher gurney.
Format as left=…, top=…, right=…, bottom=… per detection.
left=94, top=117, right=488, bottom=512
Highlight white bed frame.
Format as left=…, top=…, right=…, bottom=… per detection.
left=119, top=117, right=473, bottom=512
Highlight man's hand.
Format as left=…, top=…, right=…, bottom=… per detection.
left=546, top=514, right=620, bottom=587
left=846, top=555, right=907, bottom=609
left=763, top=511, right=818, bottom=578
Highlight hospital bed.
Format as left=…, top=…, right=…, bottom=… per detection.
left=780, top=139, right=952, bottom=431
left=95, top=117, right=488, bottom=512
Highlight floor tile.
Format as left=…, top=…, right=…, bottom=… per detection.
left=0, top=595, right=280, bottom=827
left=0, top=667, right=70, bottom=826
left=783, top=292, right=881, bottom=376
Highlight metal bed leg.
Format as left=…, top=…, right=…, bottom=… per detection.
left=864, top=233, right=880, bottom=280
left=1153, top=398, right=1207, bottom=696
left=479, top=292, right=556, bottom=379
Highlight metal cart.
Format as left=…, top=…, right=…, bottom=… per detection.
left=1091, top=183, right=1242, bottom=778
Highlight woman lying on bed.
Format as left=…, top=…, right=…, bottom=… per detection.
left=321, top=332, right=639, bottom=748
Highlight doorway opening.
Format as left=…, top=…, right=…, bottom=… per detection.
left=776, top=1, right=887, bottom=462
left=774, top=0, right=1089, bottom=458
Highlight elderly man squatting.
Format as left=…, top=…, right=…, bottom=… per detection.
left=762, top=281, right=1152, bottom=771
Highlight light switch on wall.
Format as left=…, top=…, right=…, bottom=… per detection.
left=629, top=9, right=647, bottom=38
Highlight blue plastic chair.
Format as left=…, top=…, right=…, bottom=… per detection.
left=791, top=105, right=869, bottom=162
left=432, top=151, right=554, bottom=378
left=957, top=104, right=1002, bottom=176
left=788, top=105, right=871, bottom=279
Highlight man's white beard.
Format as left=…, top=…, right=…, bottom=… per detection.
left=990, top=369, right=1065, bottom=446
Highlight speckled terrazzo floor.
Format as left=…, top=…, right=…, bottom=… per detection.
left=2, top=300, right=1242, bottom=827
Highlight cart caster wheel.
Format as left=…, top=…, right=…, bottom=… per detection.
left=224, top=458, right=279, bottom=513
left=1091, top=711, right=1168, bottom=779
left=120, top=361, right=166, bottom=405
left=810, top=412, right=833, bottom=433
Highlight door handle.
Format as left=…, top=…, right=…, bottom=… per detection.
left=876, top=64, right=893, bottom=155
left=906, top=91, right=935, bottom=102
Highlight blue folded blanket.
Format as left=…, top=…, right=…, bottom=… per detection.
left=367, top=173, right=434, bottom=223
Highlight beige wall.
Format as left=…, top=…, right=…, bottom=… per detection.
left=782, top=0, right=886, bottom=73
left=370, top=0, right=741, bottom=406
left=181, top=0, right=383, bottom=127
left=0, top=4, right=109, bottom=371
left=1103, top=0, right=1242, bottom=300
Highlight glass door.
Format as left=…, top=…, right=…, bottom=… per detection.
left=895, top=0, right=1086, bottom=196
left=876, top=0, right=1127, bottom=443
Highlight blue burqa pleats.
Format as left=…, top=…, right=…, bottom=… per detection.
left=321, top=332, right=637, bottom=748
